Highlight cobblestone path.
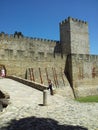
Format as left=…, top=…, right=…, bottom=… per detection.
left=0, top=78, right=98, bottom=130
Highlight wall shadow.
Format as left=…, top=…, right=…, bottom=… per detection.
left=64, top=54, right=76, bottom=98
left=54, top=42, right=63, bottom=58
left=64, top=54, right=72, bottom=87
left=1, top=116, right=88, bottom=130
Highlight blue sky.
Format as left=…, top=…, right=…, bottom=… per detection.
left=0, top=0, right=98, bottom=54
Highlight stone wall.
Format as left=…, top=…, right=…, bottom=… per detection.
left=0, top=34, right=60, bottom=76
left=66, top=54, right=98, bottom=97
left=0, top=34, right=70, bottom=87
left=0, top=17, right=98, bottom=98
left=0, top=34, right=57, bottom=61
left=60, top=17, right=90, bottom=54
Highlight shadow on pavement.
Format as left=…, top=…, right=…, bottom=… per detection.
left=1, top=116, right=88, bottom=130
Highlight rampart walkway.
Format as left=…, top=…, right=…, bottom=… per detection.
left=0, top=78, right=98, bottom=130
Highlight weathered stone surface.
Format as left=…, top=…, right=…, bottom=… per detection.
left=60, top=17, right=89, bottom=54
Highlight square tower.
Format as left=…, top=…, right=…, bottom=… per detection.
left=60, top=17, right=90, bottom=54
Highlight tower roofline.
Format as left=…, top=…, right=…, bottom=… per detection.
left=60, top=16, right=88, bottom=25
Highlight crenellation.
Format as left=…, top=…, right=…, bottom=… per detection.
left=60, top=17, right=88, bottom=25
left=71, top=17, right=88, bottom=24
left=0, top=34, right=58, bottom=42
left=25, top=37, right=57, bottom=43
left=60, top=20, right=66, bottom=25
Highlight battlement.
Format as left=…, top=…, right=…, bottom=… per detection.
left=60, top=16, right=88, bottom=25
left=0, top=33, right=57, bottom=44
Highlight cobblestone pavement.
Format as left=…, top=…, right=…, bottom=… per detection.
left=0, top=78, right=98, bottom=130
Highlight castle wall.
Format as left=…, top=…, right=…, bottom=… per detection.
left=0, top=34, right=70, bottom=87
left=71, top=54, right=98, bottom=97
left=0, top=34, right=57, bottom=61
left=0, top=37, right=74, bottom=97
left=0, top=34, right=75, bottom=98
left=0, top=16, right=98, bottom=98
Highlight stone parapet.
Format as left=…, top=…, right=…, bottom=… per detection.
left=7, top=76, right=47, bottom=91
left=60, top=17, right=88, bottom=25
left=0, top=33, right=57, bottom=45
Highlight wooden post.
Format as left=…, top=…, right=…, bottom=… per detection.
left=31, top=68, right=35, bottom=82
left=52, top=67, right=57, bottom=87
left=39, top=67, right=43, bottom=84
left=29, top=68, right=32, bottom=81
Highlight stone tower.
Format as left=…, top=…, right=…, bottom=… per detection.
left=60, top=17, right=90, bottom=54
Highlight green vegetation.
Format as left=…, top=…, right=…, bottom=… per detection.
left=76, top=95, right=98, bottom=103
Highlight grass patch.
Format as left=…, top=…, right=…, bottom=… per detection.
left=76, top=95, right=98, bottom=103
